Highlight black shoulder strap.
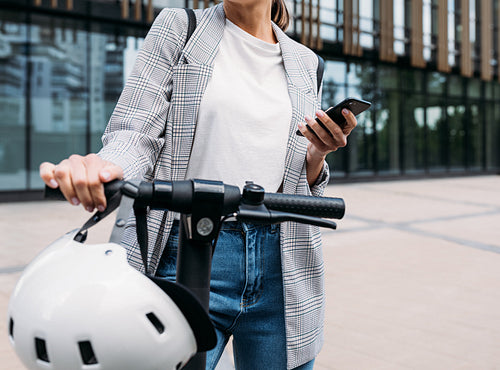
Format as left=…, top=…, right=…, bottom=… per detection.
left=150, top=8, right=198, bottom=273
left=316, top=54, right=324, bottom=94
left=185, top=8, right=196, bottom=46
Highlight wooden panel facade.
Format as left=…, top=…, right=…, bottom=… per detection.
left=343, top=0, right=362, bottom=56
left=437, top=0, right=451, bottom=72
left=460, top=0, right=473, bottom=77
left=480, top=0, right=493, bottom=80
left=380, top=0, right=397, bottom=62
left=28, top=0, right=500, bottom=82
left=411, top=0, right=426, bottom=68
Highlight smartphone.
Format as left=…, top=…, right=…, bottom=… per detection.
left=296, top=97, right=371, bottom=136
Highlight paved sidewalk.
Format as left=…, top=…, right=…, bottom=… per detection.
left=1, top=175, right=499, bottom=369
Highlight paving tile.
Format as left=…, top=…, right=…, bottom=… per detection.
left=1, top=175, right=500, bottom=369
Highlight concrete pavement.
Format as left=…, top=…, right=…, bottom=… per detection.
left=1, top=175, right=499, bottom=369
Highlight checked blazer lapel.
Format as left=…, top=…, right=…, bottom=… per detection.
left=273, top=24, right=320, bottom=195
left=168, top=4, right=226, bottom=182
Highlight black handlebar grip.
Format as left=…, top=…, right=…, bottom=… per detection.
left=44, top=185, right=67, bottom=201
left=43, top=180, right=125, bottom=201
left=263, top=193, right=345, bottom=219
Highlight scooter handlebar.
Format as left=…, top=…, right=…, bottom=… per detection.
left=44, top=179, right=345, bottom=220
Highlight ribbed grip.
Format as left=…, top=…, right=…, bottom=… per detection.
left=263, top=193, right=345, bottom=219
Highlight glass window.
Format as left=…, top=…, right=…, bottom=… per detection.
left=402, top=94, right=426, bottom=173
left=447, top=100, right=466, bottom=170
left=377, top=65, right=398, bottom=89
left=347, top=105, right=375, bottom=176
left=423, top=0, right=432, bottom=61
left=427, top=72, right=445, bottom=95
left=322, top=81, right=345, bottom=110
left=347, top=62, right=373, bottom=86
left=401, top=69, right=424, bottom=92
left=394, top=0, right=406, bottom=55
left=318, top=0, right=341, bottom=43
left=448, top=75, right=463, bottom=97
left=0, top=12, right=27, bottom=190
left=90, top=34, right=143, bottom=153
left=467, top=101, right=483, bottom=170
left=426, top=98, right=447, bottom=171
left=485, top=101, right=500, bottom=169
left=376, top=91, right=400, bottom=175
left=359, top=0, right=374, bottom=49
left=448, top=0, right=457, bottom=66
left=324, top=60, right=346, bottom=85
left=467, top=78, right=481, bottom=98
left=29, top=16, right=89, bottom=189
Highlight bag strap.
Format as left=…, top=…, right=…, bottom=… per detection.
left=185, top=8, right=196, bottom=46
left=316, top=54, right=324, bottom=94
left=149, top=8, right=198, bottom=272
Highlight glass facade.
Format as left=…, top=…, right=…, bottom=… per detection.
left=323, top=59, right=500, bottom=178
left=0, top=10, right=143, bottom=192
left=0, top=0, right=499, bottom=197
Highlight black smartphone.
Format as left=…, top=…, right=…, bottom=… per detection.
left=296, top=97, right=371, bottom=136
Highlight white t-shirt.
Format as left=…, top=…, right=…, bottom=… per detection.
left=185, top=19, right=292, bottom=192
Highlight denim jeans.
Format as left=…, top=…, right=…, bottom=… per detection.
left=156, top=221, right=315, bottom=370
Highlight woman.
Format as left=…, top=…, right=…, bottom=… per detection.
left=40, top=0, right=357, bottom=368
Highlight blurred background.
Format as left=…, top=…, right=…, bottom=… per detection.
left=1, top=2, right=500, bottom=368
left=0, top=0, right=499, bottom=202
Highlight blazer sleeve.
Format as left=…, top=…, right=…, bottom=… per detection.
left=98, top=8, right=188, bottom=180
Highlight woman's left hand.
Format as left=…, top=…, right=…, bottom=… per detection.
left=298, top=108, right=358, bottom=160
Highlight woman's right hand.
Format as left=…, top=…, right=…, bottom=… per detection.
left=39, top=154, right=124, bottom=213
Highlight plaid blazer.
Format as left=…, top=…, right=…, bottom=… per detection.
left=99, top=4, right=330, bottom=368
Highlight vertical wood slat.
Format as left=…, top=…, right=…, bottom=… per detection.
left=308, top=0, right=314, bottom=47
left=460, top=0, right=473, bottom=77
left=380, top=0, right=397, bottom=62
left=437, top=0, right=450, bottom=72
left=122, top=0, right=130, bottom=19
left=353, top=0, right=362, bottom=55
left=300, top=0, right=322, bottom=50
left=34, top=0, right=42, bottom=6
left=134, top=0, right=142, bottom=21
left=193, top=0, right=199, bottom=9
left=51, top=0, right=57, bottom=7
left=343, top=0, right=352, bottom=55
left=301, top=0, right=307, bottom=45
left=343, top=0, right=362, bottom=56
left=316, top=0, right=322, bottom=50
left=146, top=0, right=153, bottom=23
left=66, top=0, right=73, bottom=10
left=498, top=0, right=500, bottom=81
left=480, top=0, right=493, bottom=80
left=411, top=0, right=426, bottom=68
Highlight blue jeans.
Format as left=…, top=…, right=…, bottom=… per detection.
left=156, top=221, right=315, bottom=370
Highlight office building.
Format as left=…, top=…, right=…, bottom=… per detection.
left=0, top=0, right=498, bottom=199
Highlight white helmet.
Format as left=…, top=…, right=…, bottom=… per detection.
left=7, top=230, right=215, bottom=370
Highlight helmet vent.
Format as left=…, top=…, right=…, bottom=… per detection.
left=146, top=312, right=165, bottom=334
left=35, top=337, right=50, bottom=363
left=78, top=341, right=98, bottom=365
left=8, top=318, right=14, bottom=340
